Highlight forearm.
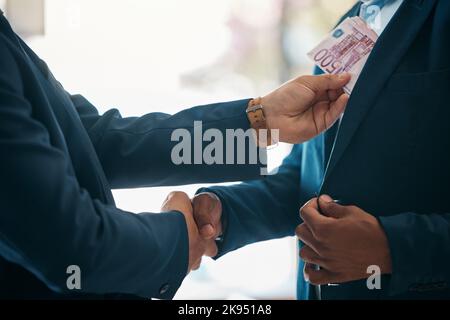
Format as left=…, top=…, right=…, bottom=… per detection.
left=197, top=145, right=303, bottom=257
left=0, top=139, right=188, bottom=298
left=71, top=95, right=266, bottom=188
left=1, top=158, right=188, bottom=299
left=0, top=49, right=189, bottom=298
left=71, top=71, right=351, bottom=189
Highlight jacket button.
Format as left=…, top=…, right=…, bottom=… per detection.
left=159, top=283, right=170, bottom=295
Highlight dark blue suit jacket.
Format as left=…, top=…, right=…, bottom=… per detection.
left=202, top=0, right=450, bottom=299
left=0, top=13, right=265, bottom=299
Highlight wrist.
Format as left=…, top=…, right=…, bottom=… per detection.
left=259, top=95, right=277, bottom=130
left=380, top=245, right=393, bottom=275
left=246, top=97, right=273, bottom=147
left=374, top=218, right=393, bottom=275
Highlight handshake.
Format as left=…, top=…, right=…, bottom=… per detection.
left=162, top=192, right=394, bottom=283
left=161, top=191, right=223, bottom=273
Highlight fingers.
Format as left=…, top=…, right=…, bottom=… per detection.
left=161, top=191, right=192, bottom=215
left=326, top=93, right=349, bottom=126
left=299, top=245, right=326, bottom=267
left=318, top=194, right=349, bottom=219
left=192, top=192, right=222, bottom=240
left=327, top=88, right=344, bottom=102
left=299, top=198, right=331, bottom=235
left=315, top=88, right=344, bottom=104
left=299, top=73, right=351, bottom=93
left=304, top=263, right=338, bottom=285
left=192, top=240, right=218, bottom=272
left=190, top=240, right=218, bottom=272
left=204, top=240, right=218, bottom=258
left=311, top=92, right=348, bottom=132
left=295, top=223, right=321, bottom=254
left=192, top=257, right=202, bottom=271
left=162, top=192, right=222, bottom=273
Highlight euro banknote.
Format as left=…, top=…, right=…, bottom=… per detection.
left=307, top=17, right=379, bottom=94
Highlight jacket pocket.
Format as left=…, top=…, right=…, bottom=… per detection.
left=385, top=68, right=450, bottom=93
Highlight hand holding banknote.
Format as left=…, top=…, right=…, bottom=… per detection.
left=256, top=19, right=381, bottom=144
left=308, top=16, right=379, bottom=94
left=262, top=73, right=351, bottom=144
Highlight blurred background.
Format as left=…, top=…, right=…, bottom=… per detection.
left=1, top=0, right=355, bottom=299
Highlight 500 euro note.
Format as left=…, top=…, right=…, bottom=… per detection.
left=307, top=17, right=379, bottom=94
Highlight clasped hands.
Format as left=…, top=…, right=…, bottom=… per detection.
left=161, top=192, right=222, bottom=274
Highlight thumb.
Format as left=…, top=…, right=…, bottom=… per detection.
left=192, top=193, right=222, bottom=240
left=326, top=93, right=349, bottom=127
left=318, top=195, right=348, bottom=219
left=300, top=73, right=351, bottom=93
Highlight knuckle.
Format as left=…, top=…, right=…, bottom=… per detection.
left=299, top=204, right=312, bottom=220
left=193, top=193, right=213, bottom=208
left=299, top=207, right=305, bottom=220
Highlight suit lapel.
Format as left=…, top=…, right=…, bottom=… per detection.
left=323, top=2, right=362, bottom=164
left=321, top=0, right=438, bottom=183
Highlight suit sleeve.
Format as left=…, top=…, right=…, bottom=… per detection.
left=378, top=213, right=450, bottom=296
left=70, top=95, right=266, bottom=189
left=0, top=36, right=187, bottom=299
left=197, top=145, right=304, bottom=257
left=16, top=36, right=266, bottom=189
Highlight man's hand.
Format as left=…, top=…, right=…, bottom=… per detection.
left=295, top=195, right=392, bottom=285
left=262, top=73, right=351, bottom=144
left=161, top=191, right=206, bottom=273
left=161, top=191, right=221, bottom=274
left=192, top=192, right=222, bottom=241
left=191, top=192, right=222, bottom=260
